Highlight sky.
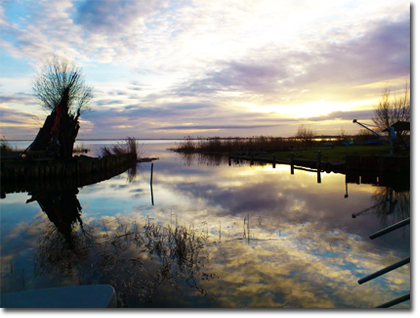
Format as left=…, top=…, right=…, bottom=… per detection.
left=0, top=0, right=411, bottom=140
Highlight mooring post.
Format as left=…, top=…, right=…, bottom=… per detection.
left=150, top=163, right=154, bottom=206
left=290, top=152, right=294, bottom=175
left=344, top=181, right=349, bottom=198
left=317, top=150, right=321, bottom=183
left=251, top=153, right=254, bottom=165
left=228, top=149, right=231, bottom=166
left=273, top=154, right=276, bottom=169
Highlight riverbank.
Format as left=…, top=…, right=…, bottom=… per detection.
left=172, top=138, right=410, bottom=174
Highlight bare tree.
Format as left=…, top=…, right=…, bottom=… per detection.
left=295, top=124, right=315, bottom=147
left=33, top=55, right=93, bottom=119
left=338, top=127, right=347, bottom=143
left=28, top=55, right=93, bottom=159
left=372, top=84, right=410, bottom=148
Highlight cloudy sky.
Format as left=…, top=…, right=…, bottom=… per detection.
left=0, top=0, right=411, bottom=140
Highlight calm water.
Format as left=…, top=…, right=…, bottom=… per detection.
left=1, top=141, right=410, bottom=308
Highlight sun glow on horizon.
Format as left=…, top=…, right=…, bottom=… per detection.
left=242, top=99, right=376, bottom=119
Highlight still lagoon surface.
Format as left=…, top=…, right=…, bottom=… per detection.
left=1, top=140, right=410, bottom=308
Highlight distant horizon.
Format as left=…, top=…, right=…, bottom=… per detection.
left=7, top=132, right=382, bottom=143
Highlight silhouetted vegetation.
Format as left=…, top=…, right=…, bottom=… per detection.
left=100, top=137, right=142, bottom=159
left=171, top=129, right=409, bottom=162
left=171, top=135, right=305, bottom=155
left=33, top=55, right=93, bottom=115
left=0, top=137, right=14, bottom=153
left=371, top=187, right=410, bottom=229
left=372, top=84, right=410, bottom=149
left=34, top=211, right=216, bottom=307
left=295, top=125, right=315, bottom=147
left=28, top=55, right=93, bottom=159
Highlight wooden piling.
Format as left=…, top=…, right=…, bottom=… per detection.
left=290, top=153, right=294, bottom=175
left=150, top=163, right=154, bottom=206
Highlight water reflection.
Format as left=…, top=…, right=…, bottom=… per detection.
left=0, top=143, right=410, bottom=308
left=178, top=152, right=227, bottom=167
left=29, top=187, right=216, bottom=307
left=352, top=187, right=410, bottom=228
left=29, top=188, right=84, bottom=250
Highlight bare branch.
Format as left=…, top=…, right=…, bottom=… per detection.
left=33, top=55, right=93, bottom=117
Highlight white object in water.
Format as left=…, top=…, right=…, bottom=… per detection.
left=1, top=285, right=117, bottom=308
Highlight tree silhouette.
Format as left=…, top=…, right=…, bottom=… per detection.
left=33, top=55, right=93, bottom=117
left=28, top=56, right=93, bottom=159
left=372, top=84, right=410, bottom=149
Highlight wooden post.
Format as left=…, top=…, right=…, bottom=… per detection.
left=317, top=150, right=321, bottom=183
left=344, top=182, right=348, bottom=198
left=150, top=163, right=154, bottom=185
left=290, top=153, right=294, bottom=175
left=228, top=149, right=231, bottom=166
left=272, top=154, right=276, bottom=169
left=150, top=163, right=154, bottom=206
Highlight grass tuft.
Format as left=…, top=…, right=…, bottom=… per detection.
left=100, top=137, right=143, bottom=160
left=0, top=137, right=15, bottom=153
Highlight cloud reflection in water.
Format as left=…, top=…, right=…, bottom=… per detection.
left=0, top=144, right=410, bottom=308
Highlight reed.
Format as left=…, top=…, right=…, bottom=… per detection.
left=171, top=136, right=197, bottom=153
left=34, top=215, right=215, bottom=307
left=172, top=135, right=305, bottom=155
left=0, top=137, right=16, bottom=153
left=100, top=137, right=142, bottom=160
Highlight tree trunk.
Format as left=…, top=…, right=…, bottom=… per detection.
left=28, top=87, right=79, bottom=160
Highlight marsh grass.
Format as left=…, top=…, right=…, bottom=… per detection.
left=34, top=216, right=215, bottom=307
left=0, top=137, right=18, bottom=153
left=172, top=135, right=409, bottom=162
left=100, top=137, right=143, bottom=160
left=172, top=136, right=304, bottom=155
